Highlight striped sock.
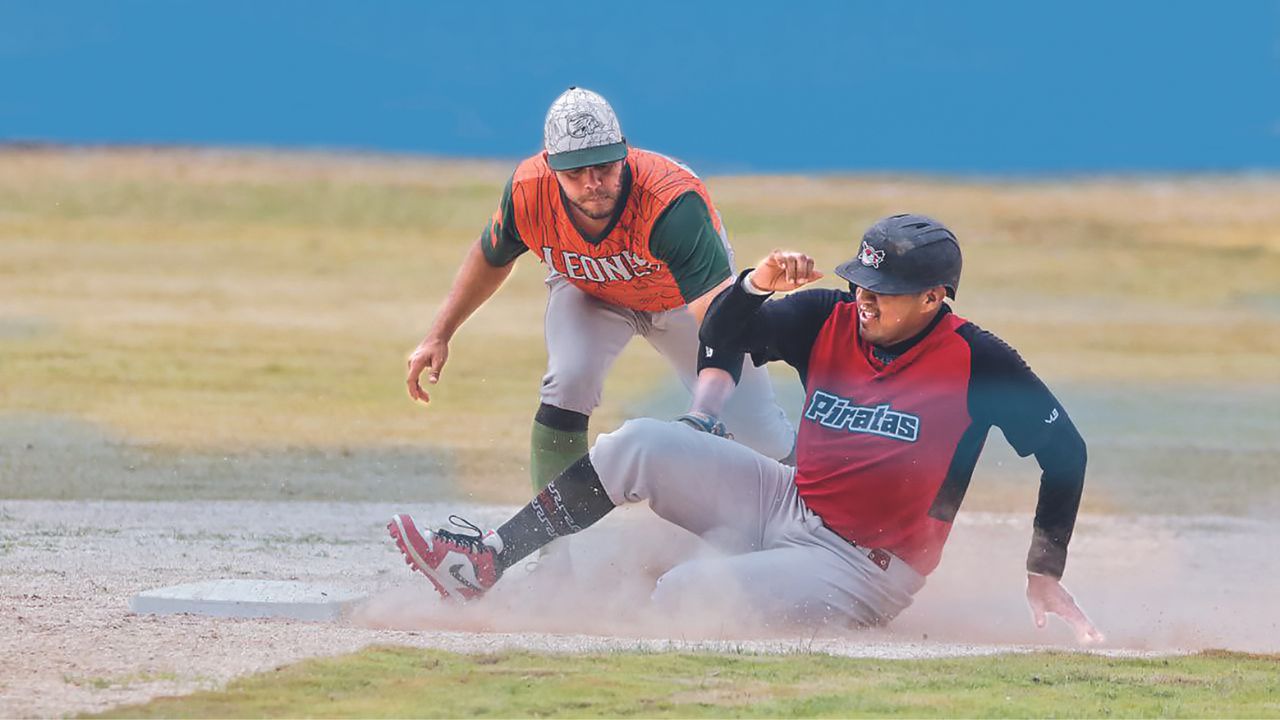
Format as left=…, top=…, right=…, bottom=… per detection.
left=494, top=455, right=614, bottom=571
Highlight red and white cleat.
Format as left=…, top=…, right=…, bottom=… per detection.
left=387, top=514, right=502, bottom=601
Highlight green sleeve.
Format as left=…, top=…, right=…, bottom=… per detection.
left=647, top=192, right=733, bottom=303
left=479, top=174, right=528, bottom=267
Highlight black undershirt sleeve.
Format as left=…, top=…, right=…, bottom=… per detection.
left=963, top=324, right=1087, bottom=579
left=698, top=269, right=847, bottom=384
left=1026, top=421, right=1087, bottom=578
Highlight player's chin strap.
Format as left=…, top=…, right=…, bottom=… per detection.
left=674, top=411, right=732, bottom=439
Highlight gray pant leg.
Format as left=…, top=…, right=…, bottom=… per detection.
left=592, top=418, right=922, bottom=628
left=590, top=417, right=793, bottom=553
left=651, top=518, right=923, bottom=629
left=644, top=306, right=794, bottom=460
left=650, top=548, right=885, bottom=628
left=719, top=362, right=795, bottom=460
left=539, top=274, right=639, bottom=415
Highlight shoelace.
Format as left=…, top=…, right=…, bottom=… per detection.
left=436, top=514, right=488, bottom=554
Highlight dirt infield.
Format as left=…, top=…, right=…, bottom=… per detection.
left=3, top=499, right=1276, bottom=718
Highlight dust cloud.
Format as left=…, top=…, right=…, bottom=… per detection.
left=356, top=506, right=781, bottom=640
left=354, top=505, right=1280, bottom=653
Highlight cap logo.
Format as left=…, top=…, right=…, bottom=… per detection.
left=859, top=242, right=886, bottom=269
left=566, top=112, right=604, bottom=139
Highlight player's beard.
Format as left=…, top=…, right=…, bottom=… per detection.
left=568, top=189, right=619, bottom=220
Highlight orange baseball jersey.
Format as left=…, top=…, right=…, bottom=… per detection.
left=480, top=149, right=732, bottom=312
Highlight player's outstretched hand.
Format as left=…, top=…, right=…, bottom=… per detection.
left=407, top=335, right=449, bottom=405
left=1026, top=573, right=1105, bottom=645
left=748, top=250, right=825, bottom=293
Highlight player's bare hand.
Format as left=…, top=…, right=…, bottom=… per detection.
left=407, top=336, right=449, bottom=405
left=1026, top=573, right=1105, bottom=645
left=748, top=250, right=824, bottom=292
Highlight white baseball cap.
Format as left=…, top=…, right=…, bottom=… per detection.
left=543, top=87, right=628, bottom=171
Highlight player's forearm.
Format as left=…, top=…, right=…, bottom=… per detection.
left=1027, top=421, right=1088, bottom=578
left=687, top=368, right=737, bottom=416
left=699, top=270, right=771, bottom=351
left=426, top=239, right=515, bottom=341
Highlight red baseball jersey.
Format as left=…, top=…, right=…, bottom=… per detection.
left=698, top=275, right=1087, bottom=578
left=795, top=308, right=975, bottom=574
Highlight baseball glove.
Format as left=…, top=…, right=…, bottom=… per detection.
left=674, top=411, right=733, bottom=439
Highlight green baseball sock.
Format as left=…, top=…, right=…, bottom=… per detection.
left=529, top=405, right=589, bottom=493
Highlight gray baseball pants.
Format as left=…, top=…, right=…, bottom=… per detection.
left=540, top=274, right=795, bottom=460
left=590, top=418, right=926, bottom=628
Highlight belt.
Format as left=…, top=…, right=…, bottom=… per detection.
left=823, top=522, right=893, bottom=572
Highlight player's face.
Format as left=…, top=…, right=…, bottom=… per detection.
left=855, top=286, right=945, bottom=346
left=555, top=161, right=624, bottom=220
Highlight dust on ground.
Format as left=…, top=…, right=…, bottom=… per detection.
left=2, top=500, right=1277, bottom=718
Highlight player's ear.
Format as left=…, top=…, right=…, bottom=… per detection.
left=921, top=286, right=944, bottom=308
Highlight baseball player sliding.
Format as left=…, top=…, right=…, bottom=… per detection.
left=405, top=87, right=794, bottom=499
left=391, top=214, right=1103, bottom=643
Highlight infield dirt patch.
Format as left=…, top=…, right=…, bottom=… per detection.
left=2, top=500, right=1277, bottom=718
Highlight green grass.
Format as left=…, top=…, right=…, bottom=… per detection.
left=2, top=149, right=1279, bottom=508
left=93, top=647, right=1280, bottom=718
left=65, top=670, right=183, bottom=691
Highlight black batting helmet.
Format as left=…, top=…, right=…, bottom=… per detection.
left=834, top=213, right=962, bottom=298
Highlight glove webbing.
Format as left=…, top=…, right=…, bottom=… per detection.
left=674, top=412, right=732, bottom=439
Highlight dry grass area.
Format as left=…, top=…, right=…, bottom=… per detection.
left=2, top=149, right=1279, bottom=719
left=2, top=147, right=1278, bottom=508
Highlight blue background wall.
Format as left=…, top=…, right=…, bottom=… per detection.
left=3, top=1, right=1278, bottom=173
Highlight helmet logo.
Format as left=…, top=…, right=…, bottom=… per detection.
left=566, top=112, right=604, bottom=138
left=859, top=242, right=886, bottom=269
